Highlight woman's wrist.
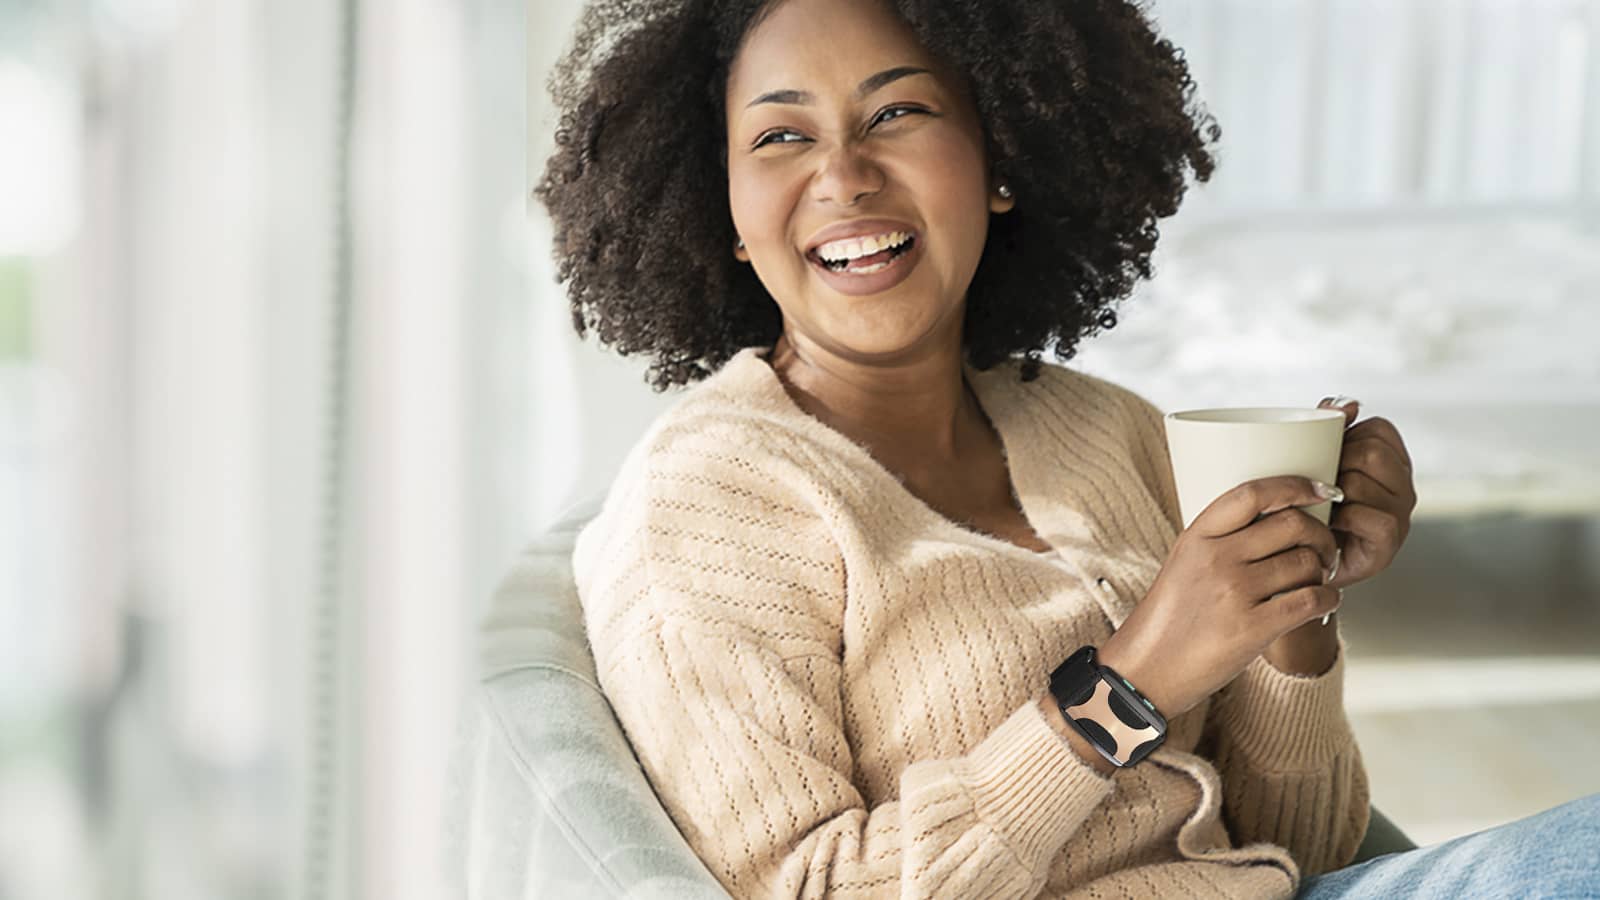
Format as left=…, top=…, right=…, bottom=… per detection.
left=1096, top=636, right=1183, bottom=720
left=1262, top=613, right=1341, bottom=676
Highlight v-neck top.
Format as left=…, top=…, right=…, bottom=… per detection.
left=571, top=345, right=1362, bottom=900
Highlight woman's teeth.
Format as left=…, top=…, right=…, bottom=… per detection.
left=816, top=230, right=913, bottom=264
left=844, top=258, right=892, bottom=274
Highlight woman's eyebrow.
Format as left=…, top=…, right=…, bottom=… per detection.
left=744, top=66, right=932, bottom=108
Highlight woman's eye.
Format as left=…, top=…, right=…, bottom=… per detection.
left=753, top=129, right=803, bottom=149
left=751, top=105, right=927, bottom=149
left=872, top=104, right=924, bottom=126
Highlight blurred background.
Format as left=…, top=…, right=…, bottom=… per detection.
left=1, top=0, right=524, bottom=898
left=532, top=0, right=1600, bottom=858
left=3, top=1, right=1598, bottom=899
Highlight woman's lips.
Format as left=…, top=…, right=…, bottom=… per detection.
left=806, top=235, right=921, bottom=297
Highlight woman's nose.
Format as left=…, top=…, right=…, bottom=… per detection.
left=810, top=144, right=885, bottom=206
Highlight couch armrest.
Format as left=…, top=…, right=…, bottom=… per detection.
left=455, top=667, right=731, bottom=899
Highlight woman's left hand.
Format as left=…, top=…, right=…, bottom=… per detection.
left=1319, top=397, right=1418, bottom=589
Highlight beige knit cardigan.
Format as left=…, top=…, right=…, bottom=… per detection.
left=572, top=346, right=1370, bottom=899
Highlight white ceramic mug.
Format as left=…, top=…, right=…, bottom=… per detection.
left=1163, top=407, right=1346, bottom=530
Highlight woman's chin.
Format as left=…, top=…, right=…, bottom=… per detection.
left=805, top=315, right=958, bottom=363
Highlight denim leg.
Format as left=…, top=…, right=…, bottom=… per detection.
left=1296, top=792, right=1600, bottom=900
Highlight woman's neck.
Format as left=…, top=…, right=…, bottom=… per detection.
left=763, top=331, right=984, bottom=469
left=761, top=332, right=1043, bottom=548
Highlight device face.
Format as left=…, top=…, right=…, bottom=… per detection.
left=1062, top=669, right=1167, bottom=767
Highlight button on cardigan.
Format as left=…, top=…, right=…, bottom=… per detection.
left=572, top=345, right=1370, bottom=899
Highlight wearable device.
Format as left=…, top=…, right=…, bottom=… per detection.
left=1048, top=645, right=1168, bottom=768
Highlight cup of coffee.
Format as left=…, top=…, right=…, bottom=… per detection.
left=1163, top=407, right=1347, bottom=530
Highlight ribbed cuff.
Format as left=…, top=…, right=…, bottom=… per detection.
left=957, top=698, right=1116, bottom=870
left=1214, top=632, right=1357, bottom=772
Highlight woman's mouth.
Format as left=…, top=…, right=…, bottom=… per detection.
left=812, top=233, right=916, bottom=274
left=805, top=233, right=921, bottom=296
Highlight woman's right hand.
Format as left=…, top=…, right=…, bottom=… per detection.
left=1097, top=475, right=1345, bottom=719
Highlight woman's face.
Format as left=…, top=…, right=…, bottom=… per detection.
left=724, top=0, right=1013, bottom=364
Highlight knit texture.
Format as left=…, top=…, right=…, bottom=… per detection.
left=573, top=346, right=1370, bottom=899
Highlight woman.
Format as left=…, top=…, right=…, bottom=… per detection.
left=535, top=0, right=1600, bottom=897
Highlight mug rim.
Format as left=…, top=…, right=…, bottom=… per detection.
left=1165, top=407, right=1346, bottom=424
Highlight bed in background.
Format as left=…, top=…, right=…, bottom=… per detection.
left=1072, top=210, right=1600, bottom=521
left=1097, top=0, right=1600, bottom=520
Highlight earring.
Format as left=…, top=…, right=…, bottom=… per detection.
left=736, top=238, right=745, bottom=249
left=998, top=183, right=1013, bottom=199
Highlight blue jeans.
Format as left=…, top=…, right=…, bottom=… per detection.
left=1297, top=792, right=1600, bottom=899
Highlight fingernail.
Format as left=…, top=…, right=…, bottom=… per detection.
left=1318, top=586, right=1344, bottom=621
left=1330, top=395, right=1359, bottom=409
left=1321, top=588, right=1344, bottom=626
left=1313, top=480, right=1344, bottom=502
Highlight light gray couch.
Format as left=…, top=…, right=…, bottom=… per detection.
left=456, top=492, right=729, bottom=899
left=454, top=494, right=1415, bottom=899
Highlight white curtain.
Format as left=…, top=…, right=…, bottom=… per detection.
left=1148, top=0, right=1600, bottom=219
left=1, top=0, right=527, bottom=898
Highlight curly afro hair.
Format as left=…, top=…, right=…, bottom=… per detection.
left=535, top=0, right=1220, bottom=391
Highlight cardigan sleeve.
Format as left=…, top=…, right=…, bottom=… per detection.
left=1115, top=384, right=1371, bottom=875
left=603, top=618, right=1116, bottom=899
left=574, top=423, right=1119, bottom=899
left=1203, top=634, right=1372, bottom=875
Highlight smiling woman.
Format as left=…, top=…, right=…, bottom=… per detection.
left=528, top=1, right=1404, bottom=899
left=535, top=0, right=1218, bottom=391
left=520, top=2, right=1600, bottom=898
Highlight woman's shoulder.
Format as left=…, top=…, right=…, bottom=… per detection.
left=572, top=356, right=847, bottom=657
left=617, top=351, right=831, bottom=495
left=1034, top=357, right=1164, bottom=420
left=978, top=357, right=1178, bottom=530
left=574, top=349, right=840, bottom=559
left=977, top=354, right=1167, bottom=447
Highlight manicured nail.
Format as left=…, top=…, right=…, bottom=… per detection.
left=1313, top=480, right=1344, bottom=502
left=1321, top=588, right=1344, bottom=625
left=1330, top=395, right=1359, bottom=409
